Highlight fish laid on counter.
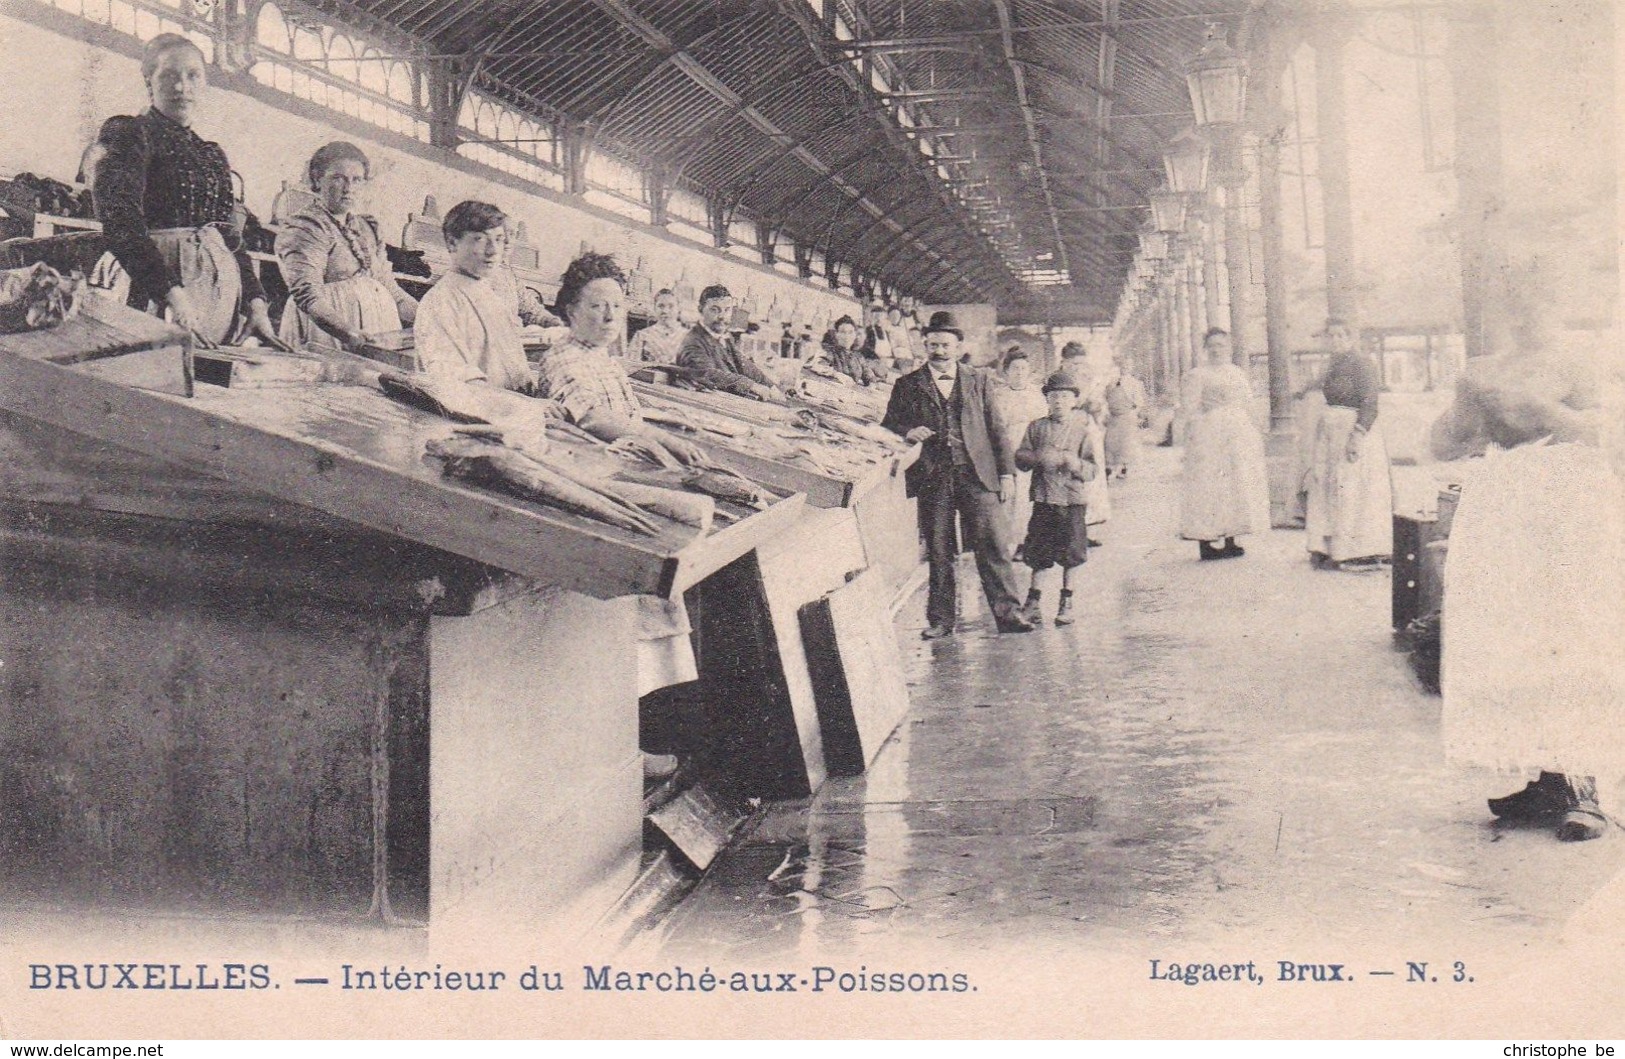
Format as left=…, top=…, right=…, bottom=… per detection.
left=599, top=480, right=714, bottom=533
left=607, top=433, right=686, bottom=470
left=527, top=449, right=715, bottom=535
left=638, top=398, right=755, bottom=438
left=379, top=371, right=494, bottom=424
left=829, top=416, right=910, bottom=452
left=615, top=464, right=776, bottom=511
left=382, top=370, right=562, bottom=456
left=791, top=405, right=908, bottom=451
left=639, top=407, right=699, bottom=433
left=794, top=377, right=890, bottom=422
left=545, top=419, right=604, bottom=447
left=681, top=467, right=773, bottom=510
left=426, top=436, right=662, bottom=536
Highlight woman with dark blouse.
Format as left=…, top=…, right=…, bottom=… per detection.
left=93, top=33, right=283, bottom=348
left=1301, top=318, right=1391, bottom=568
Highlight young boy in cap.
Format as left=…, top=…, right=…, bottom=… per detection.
left=1014, top=370, right=1098, bottom=625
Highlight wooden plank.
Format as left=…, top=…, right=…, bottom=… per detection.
left=750, top=507, right=868, bottom=792
left=683, top=550, right=821, bottom=801
left=645, top=784, right=750, bottom=871
left=0, top=407, right=306, bottom=524
left=353, top=330, right=421, bottom=372
left=74, top=342, right=190, bottom=396
left=847, top=459, right=922, bottom=597
left=1, top=336, right=808, bottom=600
left=0, top=290, right=187, bottom=371
left=798, top=567, right=913, bottom=776
left=0, top=500, right=476, bottom=618
left=664, top=488, right=805, bottom=596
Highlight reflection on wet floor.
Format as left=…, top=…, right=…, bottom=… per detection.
left=655, top=445, right=1624, bottom=959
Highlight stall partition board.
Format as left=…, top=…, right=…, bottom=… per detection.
left=428, top=587, right=642, bottom=937
left=798, top=566, right=913, bottom=776
left=749, top=505, right=870, bottom=794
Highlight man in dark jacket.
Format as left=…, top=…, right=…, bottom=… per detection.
left=676, top=284, right=784, bottom=401
left=882, top=311, right=1034, bottom=638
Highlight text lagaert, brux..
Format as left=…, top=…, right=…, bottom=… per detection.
left=1147, top=959, right=1476, bottom=985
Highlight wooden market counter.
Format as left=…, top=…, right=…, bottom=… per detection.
left=0, top=298, right=813, bottom=932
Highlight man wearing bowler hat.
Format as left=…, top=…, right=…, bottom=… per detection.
left=882, top=310, right=1035, bottom=638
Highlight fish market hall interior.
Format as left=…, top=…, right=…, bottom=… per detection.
left=0, top=0, right=1620, bottom=1037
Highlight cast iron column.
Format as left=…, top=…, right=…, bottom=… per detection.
left=1257, top=29, right=1294, bottom=430
left=1315, top=7, right=1359, bottom=323
left=1449, top=0, right=1503, bottom=358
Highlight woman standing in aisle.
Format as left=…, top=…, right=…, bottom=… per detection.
left=1302, top=317, right=1391, bottom=569
left=1430, top=272, right=1623, bottom=842
left=1177, top=328, right=1270, bottom=560
left=275, top=141, right=418, bottom=353
left=93, top=34, right=285, bottom=349
left=1060, top=342, right=1111, bottom=547
left=1102, top=359, right=1148, bottom=481
left=995, top=347, right=1050, bottom=557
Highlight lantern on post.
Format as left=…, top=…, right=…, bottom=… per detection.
left=1163, top=127, right=1212, bottom=195
left=1150, top=189, right=1188, bottom=234
left=1185, top=22, right=1248, bottom=128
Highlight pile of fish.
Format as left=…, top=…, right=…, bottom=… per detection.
left=796, top=374, right=891, bottom=422
left=379, top=370, right=779, bottom=536
left=428, top=435, right=672, bottom=536
left=0, top=262, right=84, bottom=334
left=636, top=385, right=910, bottom=485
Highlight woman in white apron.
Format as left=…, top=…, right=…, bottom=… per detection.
left=1433, top=330, right=1624, bottom=842
left=1302, top=319, right=1391, bottom=568
left=1178, top=328, right=1270, bottom=559
left=276, top=142, right=418, bottom=352
left=92, top=34, right=285, bottom=349
left=1102, top=362, right=1148, bottom=480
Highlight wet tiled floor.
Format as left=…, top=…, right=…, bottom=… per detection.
left=654, top=445, right=1625, bottom=959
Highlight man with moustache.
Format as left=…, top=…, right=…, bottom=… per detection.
left=882, top=311, right=1034, bottom=638
left=676, top=283, right=784, bottom=401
